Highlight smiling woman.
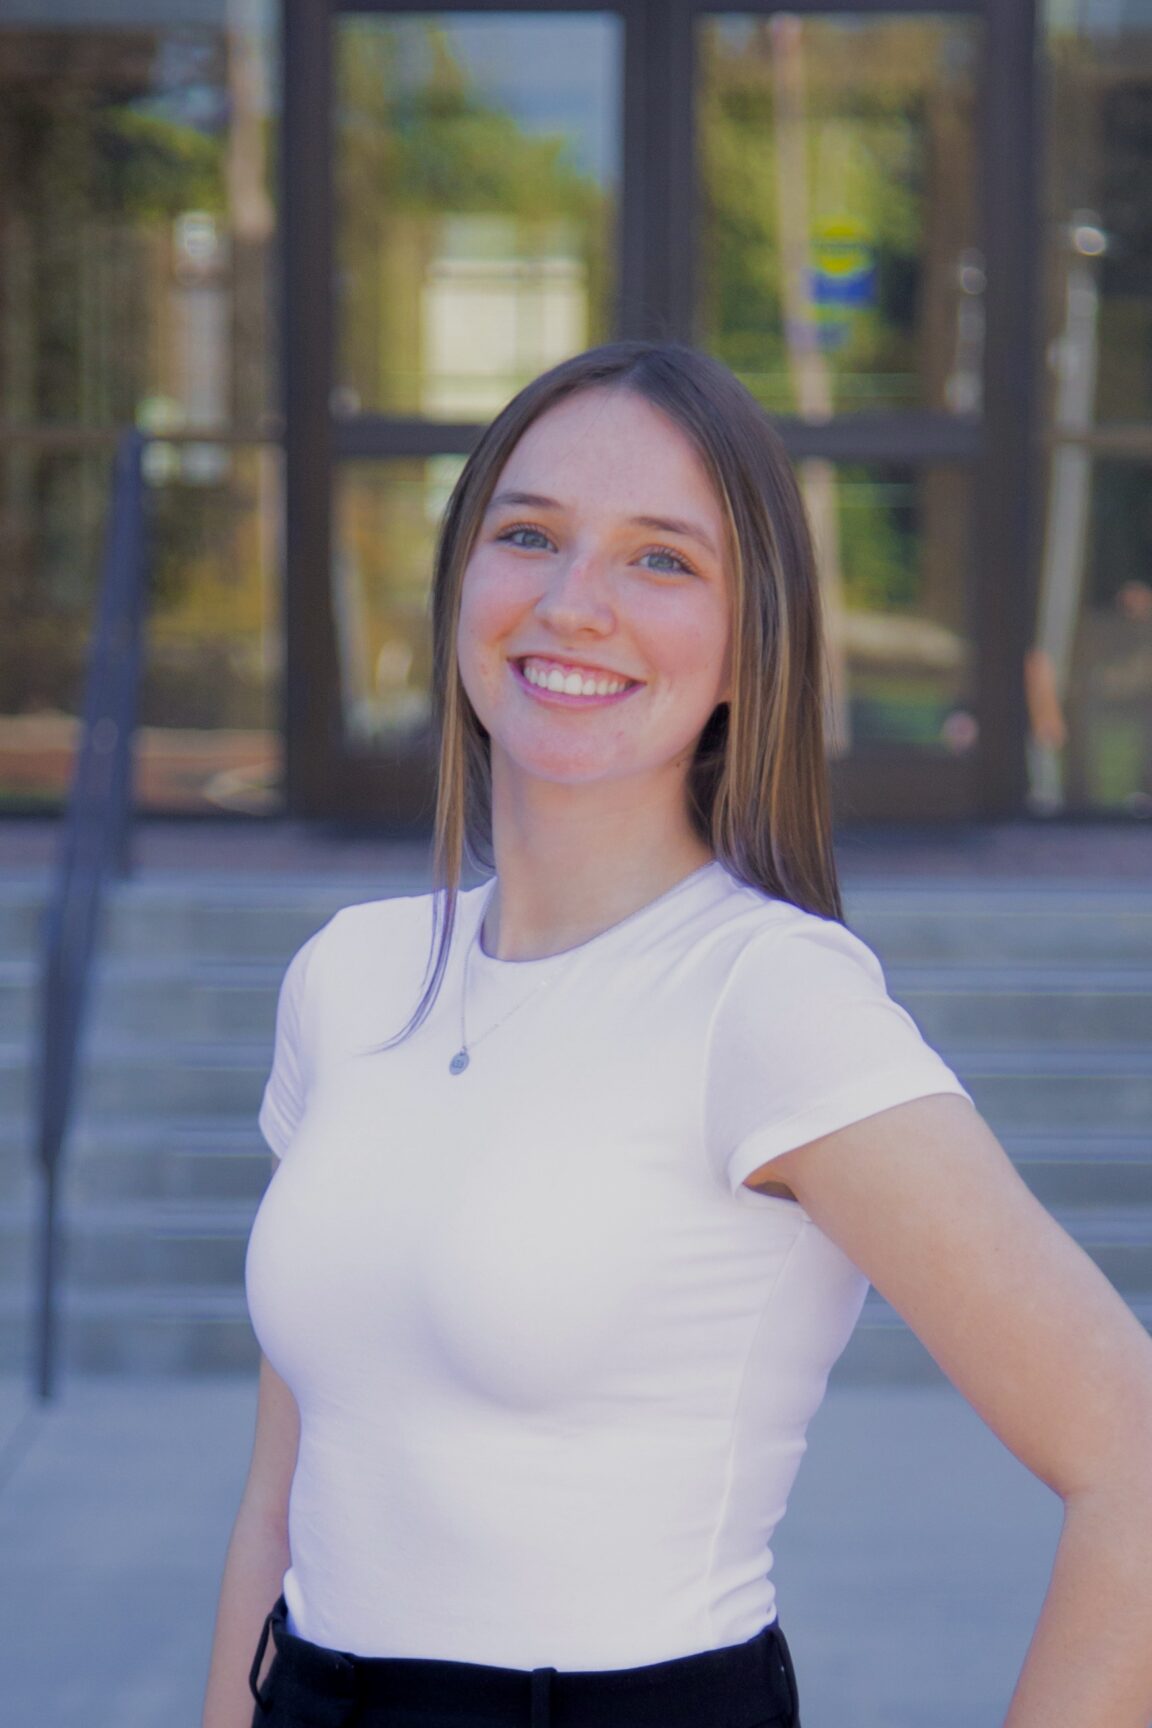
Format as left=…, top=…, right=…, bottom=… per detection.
left=453, top=388, right=735, bottom=870
left=206, top=342, right=1152, bottom=1728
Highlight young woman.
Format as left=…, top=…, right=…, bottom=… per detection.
left=202, top=342, right=1152, bottom=1728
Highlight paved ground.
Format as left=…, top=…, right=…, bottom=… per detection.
left=0, top=1369, right=1062, bottom=1728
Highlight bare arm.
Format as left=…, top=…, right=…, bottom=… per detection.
left=201, top=1199, right=301, bottom=1728
left=747, top=1093, right=1152, bottom=1728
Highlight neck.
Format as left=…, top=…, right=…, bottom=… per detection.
left=480, top=761, right=714, bottom=962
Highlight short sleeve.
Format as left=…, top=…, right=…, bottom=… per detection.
left=258, top=929, right=324, bottom=1160
left=705, top=917, right=973, bottom=1194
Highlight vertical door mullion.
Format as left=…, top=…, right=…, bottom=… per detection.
left=622, top=1, right=696, bottom=339
left=618, top=1, right=650, bottom=337
left=975, top=0, right=1040, bottom=815
left=282, top=0, right=338, bottom=815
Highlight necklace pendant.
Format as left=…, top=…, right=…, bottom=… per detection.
left=449, top=1049, right=470, bottom=1075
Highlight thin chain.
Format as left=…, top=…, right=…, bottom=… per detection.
left=448, top=883, right=563, bottom=1074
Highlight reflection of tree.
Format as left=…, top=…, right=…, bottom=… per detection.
left=336, top=21, right=610, bottom=413
left=699, top=19, right=975, bottom=744
left=700, top=19, right=973, bottom=414
left=97, top=109, right=221, bottom=221
left=0, top=29, right=266, bottom=729
left=0, top=49, right=227, bottom=425
left=334, top=20, right=613, bottom=734
left=1031, top=26, right=1152, bottom=812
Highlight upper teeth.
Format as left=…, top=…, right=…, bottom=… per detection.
left=521, top=659, right=633, bottom=698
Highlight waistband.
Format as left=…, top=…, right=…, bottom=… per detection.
left=249, top=1594, right=800, bottom=1728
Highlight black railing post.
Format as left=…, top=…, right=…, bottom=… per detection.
left=33, top=429, right=148, bottom=1402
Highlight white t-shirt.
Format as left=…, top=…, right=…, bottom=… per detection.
left=245, top=859, right=971, bottom=1668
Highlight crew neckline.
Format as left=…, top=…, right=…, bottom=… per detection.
left=471, top=859, right=725, bottom=969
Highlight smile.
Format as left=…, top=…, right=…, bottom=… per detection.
left=511, top=656, right=643, bottom=705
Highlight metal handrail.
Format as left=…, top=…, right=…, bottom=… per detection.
left=33, top=429, right=149, bottom=1402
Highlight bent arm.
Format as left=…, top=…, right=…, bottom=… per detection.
left=201, top=1343, right=300, bottom=1728
left=758, top=1093, right=1152, bottom=1728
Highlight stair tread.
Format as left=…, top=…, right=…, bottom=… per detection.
left=8, top=1039, right=1149, bottom=1071
left=4, top=1195, right=1148, bottom=1236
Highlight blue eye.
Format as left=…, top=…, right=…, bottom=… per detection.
left=640, top=546, right=695, bottom=575
left=497, top=525, right=553, bottom=551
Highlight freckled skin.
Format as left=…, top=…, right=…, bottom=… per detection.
left=456, top=389, right=733, bottom=806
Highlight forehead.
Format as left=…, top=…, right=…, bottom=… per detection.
left=495, top=388, right=723, bottom=523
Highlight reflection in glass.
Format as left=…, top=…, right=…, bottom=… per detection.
left=334, top=13, right=620, bottom=418
left=333, top=459, right=463, bottom=745
left=0, top=3, right=282, bottom=810
left=818, top=465, right=974, bottom=753
left=333, top=459, right=975, bottom=760
left=1044, top=2, right=1152, bottom=424
left=0, top=1, right=279, bottom=431
left=698, top=14, right=982, bottom=417
left=1030, top=2, right=1152, bottom=815
left=0, top=441, right=284, bottom=813
left=1028, top=460, right=1152, bottom=816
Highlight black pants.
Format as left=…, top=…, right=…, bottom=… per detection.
left=249, top=1594, right=801, bottom=1728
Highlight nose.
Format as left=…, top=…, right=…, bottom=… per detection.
left=533, top=548, right=615, bottom=637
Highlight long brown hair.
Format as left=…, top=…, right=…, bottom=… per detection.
left=387, top=339, right=843, bottom=1046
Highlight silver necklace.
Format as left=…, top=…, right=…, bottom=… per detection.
left=448, top=884, right=564, bottom=1075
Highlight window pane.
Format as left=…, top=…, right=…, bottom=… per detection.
left=817, top=464, right=976, bottom=754
left=333, top=12, right=621, bottom=419
left=1029, top=455, right=1152, bottom=816
left=1044, top=1, right=1152, bottom=425
left=0, top=0, right=280, bottom=430
left=334, top=459, right=976, bottom=763
left=0, top=439, right=284, bottom=813
left=332, top=458, right=463, bottom=746
left=1033, top=3, right=1152, bottom=815
left=698, top=14, right=983, bottom=417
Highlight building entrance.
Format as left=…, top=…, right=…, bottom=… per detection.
left=282, top=0, right=1036, bottom=825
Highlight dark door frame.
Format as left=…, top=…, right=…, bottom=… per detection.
left=280, top=0, right=1039, bottom=824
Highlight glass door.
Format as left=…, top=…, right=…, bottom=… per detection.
left=283, top=0, right=1027, bottom=824
left=694, top=4, right=992, bottom=819
left=283, top=1, right=628, bottom=822
left=1028, top=0, right=1152, bottom=818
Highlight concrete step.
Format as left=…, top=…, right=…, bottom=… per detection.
left=1004, top=1133, right=1152, bottom=1208
left=0, top=1119, right=268, bottom=1207
left=836, top=1291, right=1152, bottom=1386
left=5, top=1114, right=1148, bottom=1194
left=4, top=1216, right=1149, bottom=1379
left=0, top=1201, right=256, bottom=1291
left=845, top=886, right=1152, bottom=964
left=956, top=1047, right=1152, bottom=1129
left=4, top=1191, right=1149, bottom=1296
left=0, top=881, right=47, bottom=957
left=4, top=1120, right=1148, bottom=1214
left=6, top=877, right=1152, bottom=969
left=889, top=966, right=1152, bottom=1046
left=6, top=1037, right=1149, bottom=1128
left=97, top=877, right=424, bottom=962
left=0, top=1285, right=258, bottom=1375
left=4, top=870, right=1151, bottom=1379
left=7, top=957, right=1152, bottom=1049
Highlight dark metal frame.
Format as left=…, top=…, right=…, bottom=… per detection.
left=281, top=0, right=1039, bottom=823
left=34, top=430, right=148, bottom=1401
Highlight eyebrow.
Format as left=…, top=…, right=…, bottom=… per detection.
left=486, top=491, right=719, bottom=559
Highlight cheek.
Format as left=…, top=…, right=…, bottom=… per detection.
left=654, top=601, right=731, bottom=687
left=458, top=561, right=526, bottom=663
